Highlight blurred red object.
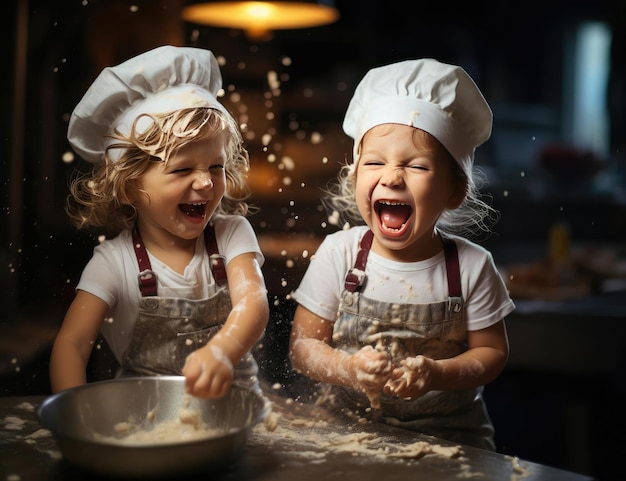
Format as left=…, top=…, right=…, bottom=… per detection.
left=538, top=144, right=605, bottom=182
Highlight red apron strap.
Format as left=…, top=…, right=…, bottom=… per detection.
left=441, top=236, right=462, bottom=298
left=132, top=224, right=228, bottom=295
left=132, top=228, right=158, bottom=297
left=344, top=229, right=374, bottom=292
left=204, top=224, right=227, bottom=287
left=343, top=230, right=462, bottom=298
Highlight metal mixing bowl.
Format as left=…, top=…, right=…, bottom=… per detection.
left=37, top=376, right=269, bottom=477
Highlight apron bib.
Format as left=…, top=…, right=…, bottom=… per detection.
left=326, top=230, right=495, bottom=449
left=119, top=225, right=260, bottom=393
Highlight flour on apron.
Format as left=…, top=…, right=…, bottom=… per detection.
left=119, top=224, right=260, bottom=393
left=322, top=230, right=495, bottom=450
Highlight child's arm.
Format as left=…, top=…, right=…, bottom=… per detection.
left=289, top=305, right=393, bottom=398
left=49, top=290, right=108, bottom=392
left=384, top=320, right=509, bottom=399
left=183, top=252, right=269, bottom=398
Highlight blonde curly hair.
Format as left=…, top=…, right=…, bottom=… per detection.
left=66, top=107, right=252, bottom=234
left=323, top=127, right=499, bottom=240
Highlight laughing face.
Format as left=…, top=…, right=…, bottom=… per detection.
left=130, top=133, right=228, bottom=247
left=354, top=124, right=466, bottom=262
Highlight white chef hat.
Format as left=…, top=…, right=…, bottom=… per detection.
left=342, top=58, right=492, bottom=175
left=67, top=45, right=230, bottom=163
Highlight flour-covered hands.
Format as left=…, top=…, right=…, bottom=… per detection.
left=347, top=345, right=393, bottom=408
left=182, top=343, right=234, bottom=399
left=384, top=355, right=436, bottom=400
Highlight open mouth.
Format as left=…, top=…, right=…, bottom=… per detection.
left=179, top=202, right=207, bottom=219
left=376, top=200, right=412, bottom=232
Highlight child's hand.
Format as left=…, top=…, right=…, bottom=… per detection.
left=182, top=344, right=234, bottom=399
left=347, top=345, right=393, bottom=407
left=383, top=355, right=436, bottom=400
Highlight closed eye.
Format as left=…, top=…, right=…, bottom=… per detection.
left=170, top=164, right=224, bottom=174
left=362, top=159, right=385, bottom=167
left=409, top=164, right=430, bottom=171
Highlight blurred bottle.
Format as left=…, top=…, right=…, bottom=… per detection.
left=548, top=221, right=575, bottom=285
left=549, top=221, right=571, bottom=263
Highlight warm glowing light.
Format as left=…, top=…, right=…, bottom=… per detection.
left=245, top=3, right=274, bottom=19
left=182, top=1, right=339, bottom=40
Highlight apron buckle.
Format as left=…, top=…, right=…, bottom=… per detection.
left=344, top=268, right=365, bottom=292
left=209, top=253, right=227, bottom=286
left=138, top=269, right=158, bottom=297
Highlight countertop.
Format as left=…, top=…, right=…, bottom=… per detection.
left=1, top=392, right=594, bottom=481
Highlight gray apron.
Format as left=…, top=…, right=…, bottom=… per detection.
left=119, top=225, right=260, bottom=393
left=325, top=230, right=495, bottom=450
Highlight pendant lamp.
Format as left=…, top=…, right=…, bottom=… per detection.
left=182, top=1, right=340, bottom=40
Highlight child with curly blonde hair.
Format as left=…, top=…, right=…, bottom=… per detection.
left=50, top=46, right=269, bottom=399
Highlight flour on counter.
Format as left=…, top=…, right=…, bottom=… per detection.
left=509, top=455, right=532, bottom=480
left=253, top=420, right=463, bottom=460
left=2, top=416, right=26, bottom=430
left=24, top=429, right=52, bottom=440
left=14, top=402, right=35, bottom=411
left=2, top=402, right=38, bottom=431
left=251, top=396, right=465, bottom=463
left=1, top=404, right=60, bottom=463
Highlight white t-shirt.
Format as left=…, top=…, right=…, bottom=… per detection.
left=292, top=226, right=515, bottom=331
left=76, top=214, right=264, bottom=362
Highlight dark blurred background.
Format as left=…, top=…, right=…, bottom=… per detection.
left=2, top=1, right=625, bottom=479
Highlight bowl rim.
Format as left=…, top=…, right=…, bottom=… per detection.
left=37, top=376, right=268, bottom=448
